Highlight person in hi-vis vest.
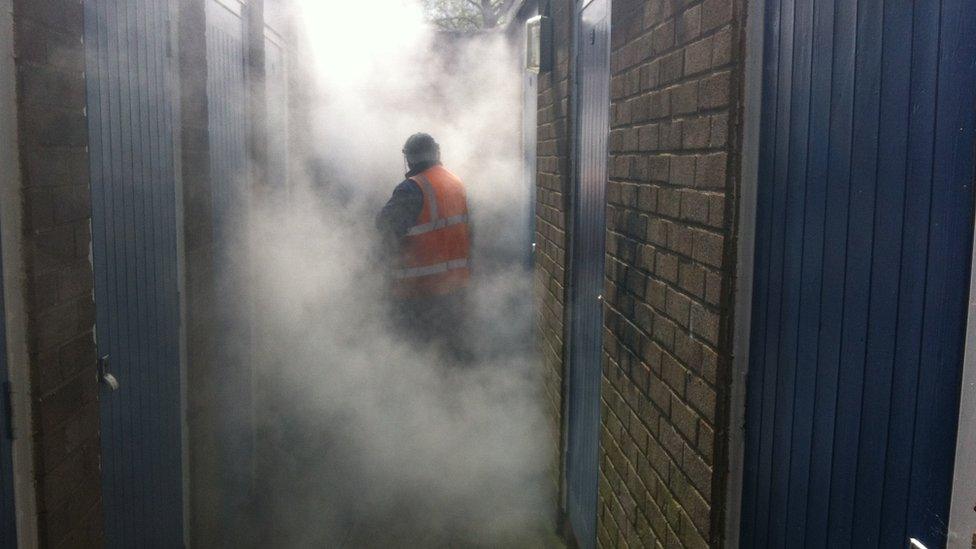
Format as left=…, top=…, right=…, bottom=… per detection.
left=376, top=133, right=473, bottom=361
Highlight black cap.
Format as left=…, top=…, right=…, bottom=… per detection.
left=402, top=133, right=440, bottom=165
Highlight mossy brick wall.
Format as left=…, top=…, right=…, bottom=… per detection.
left=598, top=0, right=744, bottom=546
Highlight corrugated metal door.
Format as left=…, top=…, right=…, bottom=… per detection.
left=265, top=27, right=288, bottom=192
left=741, top=0, right=976, bottom=547
left=0, top=237, right=15, bottom=547
left=566, top=0, right=610, bottom=546
left=84, top=0, right=184, bottom=546
left=206, top=0, right=252, bottom=524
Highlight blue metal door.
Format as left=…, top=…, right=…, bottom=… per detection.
left=0, top=233, right=16, bottom=548
left=206, top=0, right=252, bottom=527
left=566, top=0, right=610, bottom=546
left=84, top=0, right=184, bottom=546
left=741, top=0, right=976, bottom=546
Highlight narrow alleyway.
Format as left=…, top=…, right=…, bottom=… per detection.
left=2, top=0, right=975, bottom=547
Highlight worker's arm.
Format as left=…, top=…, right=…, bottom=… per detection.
left=375, top=179, right=423, bottom=239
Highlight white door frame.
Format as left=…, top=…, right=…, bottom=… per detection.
left=949, top=195, right=976, bottom=546
left=722, top=0, right=765, bottom=545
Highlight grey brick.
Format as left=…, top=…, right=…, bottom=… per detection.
left=640, top=60, right=660, bottom=91
left=651, top=19, right=676, bottom=54
left=692, top=230, right=725, bottom=268
left=710, top=112, right=729, bottom=147
left=676, top=5, right=702, bottom=45
left=690, top=303, right=720, bottom=345
left=700, top=70, right=731, bottom=109
left=671, top=81, right=698, bottom=115
left=682, top=117, right=711, bottom=149
left=639, top=124, right=660, bottom=150
left=696, top=152, right=727, bottom=189
left=684, top=36, right=713, bottom=76
left=701, top=0, right=733, bottom=32
left=659, top=50, right=684, bottom=85
left=679, top=190, right=710, bottom=224
left=712, top=27, right=733, bottom=67
left=678, top=261, right=706, bottom=297
left=670, top=155, right=696, bottom=187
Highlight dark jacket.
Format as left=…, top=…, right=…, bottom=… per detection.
left=374, top=161, right=432, bottom=240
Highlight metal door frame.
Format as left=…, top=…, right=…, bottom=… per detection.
left=167, top=0, right=190, bottom=543
left=723, top=0, right=766, bottom=545
left=950, top=155, right=976, bottom=546
left=522, top=10, right=540, bottom=268
left=563, top=0, right=611, bottom=545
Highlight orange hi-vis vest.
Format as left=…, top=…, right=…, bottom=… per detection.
left=394, top=165, right=472, bottom=297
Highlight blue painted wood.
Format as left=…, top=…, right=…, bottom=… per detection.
left=565, top=0, right=609, bottom=546
left=85, top=0, right=184, bottom=546
left=850, top=2, right=913, bottom=544
left=742, top=0, right=976, bottom=547
left=804, top=0, right=856, bottom=539
left=0, top=230, right=16, bottom=548
left=878, top=6, right=942, bottom=546
left=783, top=0, right=833, bottom=543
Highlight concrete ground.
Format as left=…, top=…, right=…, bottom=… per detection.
left=338, top=515, right=566, bottom=548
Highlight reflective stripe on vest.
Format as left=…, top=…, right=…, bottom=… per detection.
left=394, top=258, right=469, bottom=280
left=405, top=213, right=469, bottom=236
left=413, top=174, right=439, bottom=221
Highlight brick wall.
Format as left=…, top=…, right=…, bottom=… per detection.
left=11, top=0, right=104, bottom=545
left=598, top=0, right=742, bottom=546
left=535, top=0, right=574, bottom=497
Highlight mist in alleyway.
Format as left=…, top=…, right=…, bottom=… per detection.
left=243, top=1, right=555, bottom=546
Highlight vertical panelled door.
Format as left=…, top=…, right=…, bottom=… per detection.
left=566, top=0, right=611, bottom=547
left=84, top=0, right=184, bottom=546
left=741, top=0, right=976, bottom=547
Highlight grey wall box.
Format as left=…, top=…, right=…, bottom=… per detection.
left=525, top=15, right=551, bottom=73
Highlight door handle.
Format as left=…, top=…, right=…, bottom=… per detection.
left=98, top=355, right=120, bottom=391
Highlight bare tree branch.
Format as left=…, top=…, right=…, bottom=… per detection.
left=422, top=0, right=511, bottom=31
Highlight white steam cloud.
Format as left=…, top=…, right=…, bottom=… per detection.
left=245, top=1, right=556, bottom=546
